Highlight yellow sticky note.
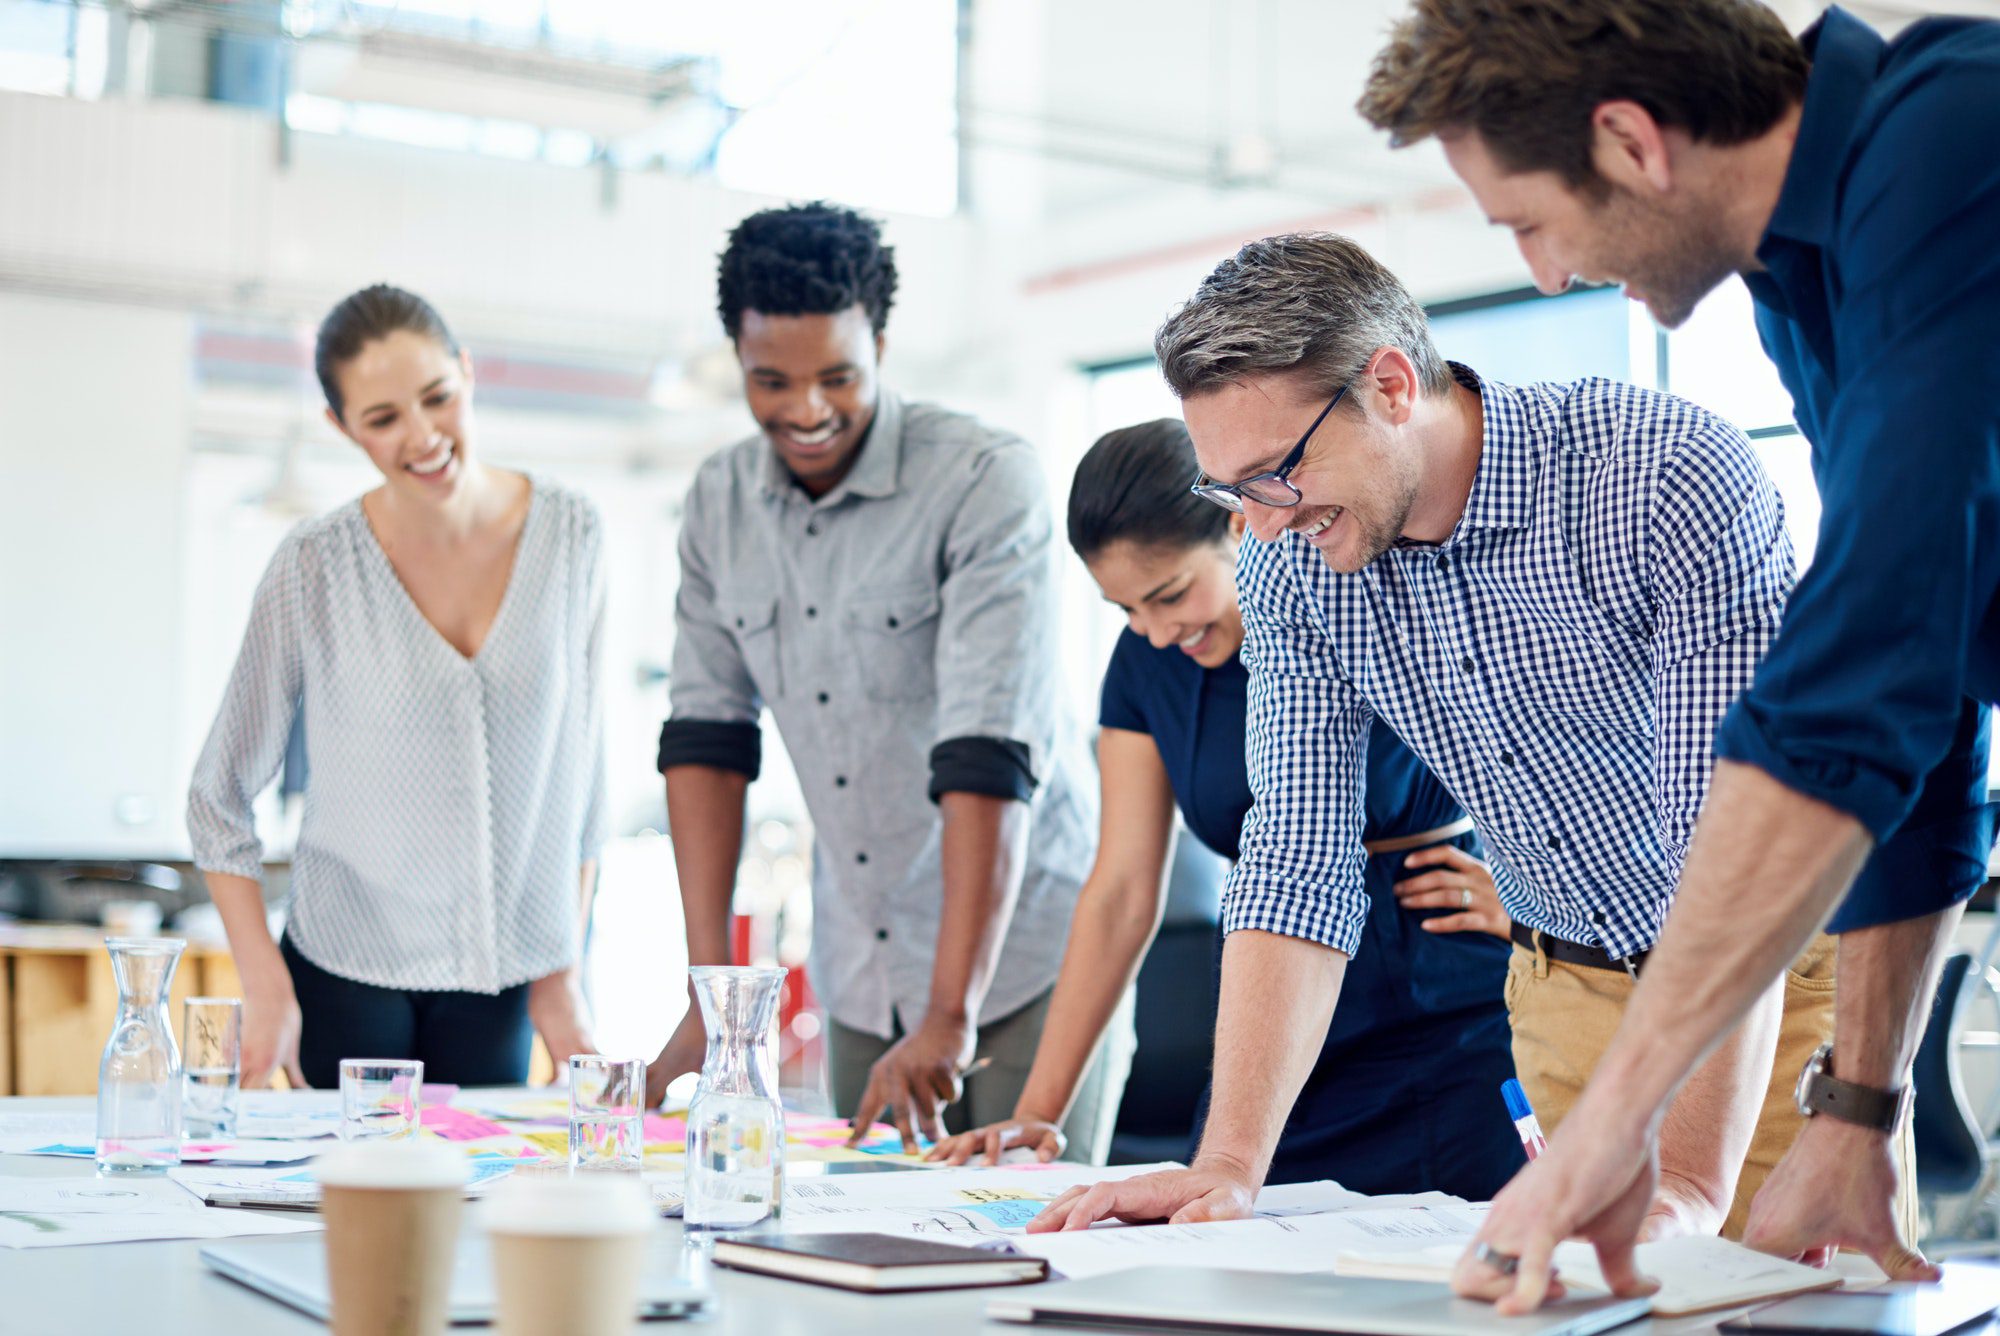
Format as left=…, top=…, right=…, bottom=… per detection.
left=955, top=1187, right=1047, bottom=1204
left=521, top=1130, right=568, bottom=1157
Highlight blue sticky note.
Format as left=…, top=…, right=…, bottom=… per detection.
left=960, top=1200, right=1044, bottom=1229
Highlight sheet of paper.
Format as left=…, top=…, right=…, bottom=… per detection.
left=769, top=1162, right=1183, bottom=1242
left=179, top=1140, right=320, bottom=1165
left=1014, top=1205, right=1481, bottom=1282
left=1551, top=1235, right=1843, bottom=1317
left=0, top=1178, right=207, bottom=1214
left=0, top=1205, right=321, bottom=1249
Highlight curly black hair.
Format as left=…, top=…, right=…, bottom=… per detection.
left=716, top=202, right=899, bottom=341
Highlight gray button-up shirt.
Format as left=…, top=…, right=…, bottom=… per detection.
left=663, top=390, right=1096, bottom=1038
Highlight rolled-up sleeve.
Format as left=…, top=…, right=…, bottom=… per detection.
left=1716, top=70, right=2000, bottom=923
left=187, top=532, right=306, bottom=879
left=658, top=474, right=763, bottom=780
left=926, top=441, right=1060, bottom=803
left=1644, top=421, right=1794, bottom=868
left=1224, top=538, right=1372, bottom=956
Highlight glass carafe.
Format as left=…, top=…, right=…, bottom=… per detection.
left=95, top=937, right=186, bottom=1174
left=683, top=965, right=787, bottom=1233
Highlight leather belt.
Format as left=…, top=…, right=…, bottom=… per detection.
left=1362, top=814, right=1476, bottom=856
left=1509, top=922, right=1651, bottom=977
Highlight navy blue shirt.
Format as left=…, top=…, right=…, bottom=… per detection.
left=1099, top=630, right=1465, bottom=857
left=1716, top=7, right=1999, bottom=930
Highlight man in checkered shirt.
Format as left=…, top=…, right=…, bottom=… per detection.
left=1031, top=232, right=1910, bottom=1242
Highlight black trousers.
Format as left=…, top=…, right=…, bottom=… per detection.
left=282, top=934, right=532, bottom=1089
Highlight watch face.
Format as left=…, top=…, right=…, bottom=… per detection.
left=1794, top=1042, right=1832, bottom=1117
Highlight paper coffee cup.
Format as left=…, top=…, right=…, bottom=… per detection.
left=316, top=1141, right=467, bottom=1336
left=482, top=1175, right=657, bottom=1336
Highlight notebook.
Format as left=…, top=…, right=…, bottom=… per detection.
left=1333, top=1233, right=1844, bottom=1318
left=711, top=1232, right=1050, bottom=1292
left=988, top=1266, right=1650, bottom=1335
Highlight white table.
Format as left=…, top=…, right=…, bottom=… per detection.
left=0, top=1097, right=1972, bottom=1335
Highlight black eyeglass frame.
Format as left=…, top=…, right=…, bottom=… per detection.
left=1187, top=382, right=1349, bottom=512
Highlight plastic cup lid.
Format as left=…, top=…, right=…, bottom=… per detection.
left=314, top=1140, right=467, bottom=1190
left=480, top=1174, right=656, bottom=1237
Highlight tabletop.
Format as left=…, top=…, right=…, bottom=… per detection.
left=0, top=1096, right=1986, bottom=1336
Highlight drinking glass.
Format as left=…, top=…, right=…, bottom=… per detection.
left=339, top=1058, right=423, bottom=1142
left=182, top=997, right=243, bottom=1140
left=568, top=1055, right=644, bottom=1172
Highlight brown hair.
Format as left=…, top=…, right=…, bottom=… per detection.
left=1153, top=233, right=1452, bottom=403
left=314, top=284, right=461, bottom=419
left=1357, top=0, right=1808, bottom=188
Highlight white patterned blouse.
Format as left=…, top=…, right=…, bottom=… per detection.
left=188, top=476, right=607, bottom=994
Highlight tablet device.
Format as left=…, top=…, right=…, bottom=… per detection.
left=1719, top=1264, right=2000, bottom=1336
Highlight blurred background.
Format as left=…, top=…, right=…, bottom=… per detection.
left=2, top=0, right=1996, bottom=1187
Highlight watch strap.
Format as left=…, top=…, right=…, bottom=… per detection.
left=1802, top=1066, right=1908, bottom=1132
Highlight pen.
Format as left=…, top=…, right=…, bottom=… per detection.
left=957, top=1056, right=993, bottom=1079
left=1502, top=1079, right=1547, bottom=1161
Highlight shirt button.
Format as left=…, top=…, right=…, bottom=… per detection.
left=835, top=775, right=848, bottom=787
left=886, top=616, right=899, bottom=629
left=1546, top=833, right=1562, bottom=850
left=1460, top=656, right=1474, bottom=674
left=1500, top=751, right=1516, bottom=767
left=806, top=522, right=820, bottom=536
left=734, top=616, right=745, bottom=628
left=875, top=928, right=889, bottom=941
left=817, top=691, right=830, bottom=704
left=856, top=852, right=869, bottom=864
left=1437, top=554, right=1451, bottom=571
left=806, top=606, right=817, bottom=618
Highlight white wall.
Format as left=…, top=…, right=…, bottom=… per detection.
left=0, top=292, right=192, bottom=855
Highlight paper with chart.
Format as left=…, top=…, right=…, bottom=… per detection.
left=1013, top=1203, right=1484, bottom=1281
left=0, top=1173, right=323, bottom=1249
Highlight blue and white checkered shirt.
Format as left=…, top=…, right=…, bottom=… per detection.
left=1229, top=365, right=1793, bottom=962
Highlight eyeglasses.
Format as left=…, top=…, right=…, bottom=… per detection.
left=1188, top=382, right=1347, bottom=513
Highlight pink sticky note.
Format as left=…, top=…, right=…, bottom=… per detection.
left=420, top=1105, right=510, bottom=1142
left=419, top=1083, right=460, bottom=1107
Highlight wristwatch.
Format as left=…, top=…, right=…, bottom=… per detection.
left=1793, top=1042, right=1912, bottom=1132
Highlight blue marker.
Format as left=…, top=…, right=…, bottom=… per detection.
left=1502, top=1079, right=1547, bottom=1161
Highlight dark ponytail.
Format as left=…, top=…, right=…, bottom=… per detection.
left=1067, top=418, right=1230, bottom=560
left=314, top=284, right=460, bottom=419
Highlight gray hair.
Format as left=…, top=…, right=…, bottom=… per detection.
left=1153, top=233, right=1452, bottom=404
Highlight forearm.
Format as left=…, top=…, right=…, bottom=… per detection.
left=1013, top=871, right=1164, bottom=1124
left=1583, top=760, right=1873, bottom=1136
left=664, top=766, right=749, bottom=966
left=204, top=870, right=288, bottom=989
left=1834, top=909, right=1965, bottom=1088
left=1653, top=979, right=1781, bottom=1218
left=1192, top=929, right=1347, bottom=1185
left=927, top=792, right=1030, bottom=1025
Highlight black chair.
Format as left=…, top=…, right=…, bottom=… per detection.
left=1914, top=952, right=1987, bottom=1197
left=1107, top=835, right=1226, bottom=1165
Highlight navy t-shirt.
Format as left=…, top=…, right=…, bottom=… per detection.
left=1099, top=630, right=1464, bottom=856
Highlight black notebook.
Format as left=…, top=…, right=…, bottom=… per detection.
left=710, top=1232, right=1049, bottom=1292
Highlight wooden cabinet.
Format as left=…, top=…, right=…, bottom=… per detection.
left=0, top=924, right=556, bottom=1094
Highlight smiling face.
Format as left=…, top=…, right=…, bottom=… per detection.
left=1084, top=524, right=1245, bottom=668
left=327, top=328, right=477, bottom=501
left=735, top=304, right=883, bottom=497
left=1182, top=365, right=1422, bottom=574
left=1442, top=129, right=1740, bottom=330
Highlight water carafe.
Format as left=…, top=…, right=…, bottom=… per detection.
left=95, top=937, right=186, bottom=1174
left=683, top=965, right=786, bottom=1233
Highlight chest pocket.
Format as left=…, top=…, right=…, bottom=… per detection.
left=844, top=586, right=942, bottom=702
left=719, top=595, right=782, bottom=701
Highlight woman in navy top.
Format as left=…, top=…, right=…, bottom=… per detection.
left=931, top=419, right=1522, bottom=1201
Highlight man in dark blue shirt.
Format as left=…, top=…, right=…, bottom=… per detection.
left=1360, top=0, right=2000, bottom=1311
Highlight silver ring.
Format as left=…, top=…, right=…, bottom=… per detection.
left=1460, top=887, right=1473, bottom=909
left=1474, top=1242, right=1520, bottom=1276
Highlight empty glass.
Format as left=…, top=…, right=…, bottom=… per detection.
left=339, top=1059, right=423, bottom=1142
left=96, top=938, right=187, bottom=1174
left=568, top=1055, right=644, bottom=1172
left=684, top=966, right=786, bottom=1233
left=182, top=997, right=243, bottom=1140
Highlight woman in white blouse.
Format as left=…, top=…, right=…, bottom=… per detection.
left=188, top=285, right=606, bottom=1088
